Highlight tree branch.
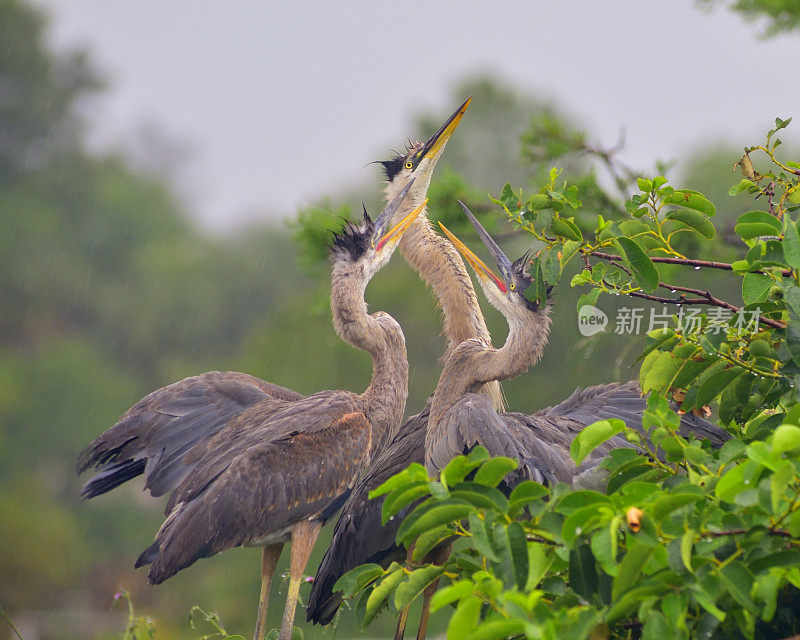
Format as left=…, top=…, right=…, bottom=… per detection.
left=592, top=250, right=792, bottom=278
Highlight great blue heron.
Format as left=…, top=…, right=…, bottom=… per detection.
left=77, top=184, right=425, bottom=640
left=429, top=203, right=729, bottom=481
left=307, top=99, right=506, bottom=636
left=309, top=201, right=729, bottom=639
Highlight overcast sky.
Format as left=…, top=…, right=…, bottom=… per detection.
left=33, top=0, right=800, bottom=229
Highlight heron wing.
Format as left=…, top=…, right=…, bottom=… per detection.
left=429, top=394, right=573, bottom=486
left=538, top=381, right=730, bottom=447
left=76, top=371, right=303, bottom=501
left=307, top=402, right=429, bottom=625
left=140, top=396, right=372, bottom=585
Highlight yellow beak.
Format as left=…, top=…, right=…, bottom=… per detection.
left=418, top=97, right=471, bottom=162
left=376, top=199, right=428, bottom=252
left=438, top=221, right=508, bottom=293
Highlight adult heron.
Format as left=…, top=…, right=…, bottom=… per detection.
left=78, top=183, right=425, bottom=640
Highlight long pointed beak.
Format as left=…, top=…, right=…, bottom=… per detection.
left=457, top=201, right=514, bottom=284
left=417, top=97, right=471, bottom=162
left=376, top=198, right=427, bottom=252
left=372, top=177, right=415, bottom=245
left=438, top=221, right=508, bottom=294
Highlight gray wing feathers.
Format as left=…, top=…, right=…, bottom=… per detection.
left=142, top=404, right=372, bottom=585
left=541, top=381, right=730, bottom=447
left=77, top=371, right=303, bottom=500
left=429, top=394, right=573, bottom=486
left=307, top=404, right=429, bottom=625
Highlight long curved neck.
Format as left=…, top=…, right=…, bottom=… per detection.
left=330, top=264, right=408, bottom=452
left=429, top=305, right=551, bottom=431
left=387, top=188, right=505, bottom=411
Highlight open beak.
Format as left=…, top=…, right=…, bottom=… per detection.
left=457, top=201, right=514, bottom=283
left=439, top=218, right=509, bottom=294
left=376, top=198, right=427, bottom=252
left=417, top=97, right=471, bottom=162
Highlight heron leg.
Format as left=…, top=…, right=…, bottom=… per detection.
left=253, top=543, right=283, bottom=640
left=278, top=520, right=322, bottom=640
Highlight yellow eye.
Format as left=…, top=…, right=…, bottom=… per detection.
left=405, top=161, right=413, bottom=170
left=510, top=282, right=516, bottom=290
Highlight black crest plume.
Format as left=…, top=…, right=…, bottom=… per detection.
left=379, top=154, right=405, bottom=181
left=330, top=207, right=374, bottom=262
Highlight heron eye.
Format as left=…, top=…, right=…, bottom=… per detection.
left=404, top=161, right=413, bottom=170
left=510, top=282, right=516, bottom=290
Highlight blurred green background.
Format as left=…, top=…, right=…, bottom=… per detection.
left=0, top=0, right=791, bottom=638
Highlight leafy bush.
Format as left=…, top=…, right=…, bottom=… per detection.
left=334, top=121, right=800, bottom=639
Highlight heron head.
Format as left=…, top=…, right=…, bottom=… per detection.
left=330, top=179, right=426, bottom=276
left=439, top=201, right=552, bottom=315
left=380, top=97, right=471, bottom=204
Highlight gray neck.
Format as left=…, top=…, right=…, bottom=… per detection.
left=427, top=304, right=551, bottom=441
left=330, top=263, right=408, bottom=452
left=386, top=184, right=505, bottom=411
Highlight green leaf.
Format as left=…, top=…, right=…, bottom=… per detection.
left=507, top=522, right=529, bottom=589
left=569, top=543, right=598, bottom=600
left=381, top=481, right=431, bottom=523
left=363, top=568, right=406, bottom=628
left=333, top=564, right=384, bottom=598
left=680, top=529, right=694, bottom=573
left=370, top=463, right=429, bottom=499
left=550, top=216, right=583, bottom=242
left=561, top=240, right=581, bottom=269
left=571, top=419, right=626, bottom=466
left=784, top=216, right=800, bottom=271
left=719, top=561, right=756, bottom=612
left=473, top=456, right=518, bottom=487
left=450, top=482, right=509, bottom=513
left=616, top=237, right=659, bottom=292
left=664, top=190, right=716, bottom=217
left=468, top=512, right=499, bottom=562
left=742, top=273, right=773, bottom=305
left=689, top=585, right=726, bottom=622
left=526, top=543, right=554, bottom=590
left=468, top=619, right=526, bottom=640
left=562, top=503, right=615, bottom=547
left=641, top=350, right=683, bottom=395
left=446, top=595, right=482, bottom=640
left=695, top=367, right=746, bottom=408
left=734, top=210, right=782, bottom=240
left=412, top=525, right=453, bottom=562
left=666, top=209, right=715, bottom=239
left=612, top=544, right=653, bottom=600
left=394, top=564, right=444, bottom=610
left=443, top=453, right=485, bottom=487
left=396, top=500, right=472, bottom=546
left=430, top=580, right=474, bottom=613
left=651, top=492, right=703, bottom=521
left=715, top=459, right=763, bottom=503
left=508, top=481, right=549, bottom=516
left=772, top=424, right=800, bottom=454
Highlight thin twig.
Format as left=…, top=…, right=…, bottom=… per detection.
left=705, top=528, right=792, bottom=538
left=626, top=288, right=786, bottom=330
left=0, top=603, right=24, bottom=640
left=592, top=250, right=792, bottom=278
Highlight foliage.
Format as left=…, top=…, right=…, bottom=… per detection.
left=341, top=417, right=800, bottom=639
left=335, top=122, right=800, bottom=638
left=700, top=0, right=800, bottom=37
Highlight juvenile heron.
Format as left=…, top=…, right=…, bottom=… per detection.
left=429, top=203, right=729, bottom=481
left=78, top=183, right=425, bottom=640
left=307, top=98, right=506, bottom=635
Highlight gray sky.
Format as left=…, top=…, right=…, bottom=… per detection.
left=34, top=0, right=800, bottom=229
